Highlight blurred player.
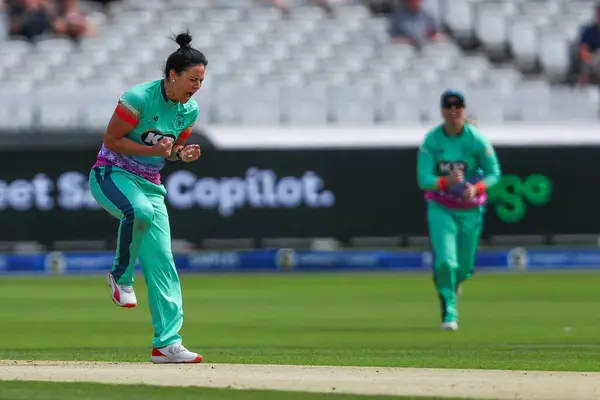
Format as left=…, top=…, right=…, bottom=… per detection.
left=88, top=32, right=206, bottom=363
left=416, top=90, right=502, bottom=331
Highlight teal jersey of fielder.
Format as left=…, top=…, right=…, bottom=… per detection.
left=93, top=79, right=199, bottom=185
left=416, top=123, right=501, bottom=209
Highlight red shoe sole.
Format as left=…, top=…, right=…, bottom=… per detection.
left=112, top=299, right=136, bottom=308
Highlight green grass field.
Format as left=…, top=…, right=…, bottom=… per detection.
left=1, top=271, right=599, bottom=399
left=0, top=381, right=474, bottom=400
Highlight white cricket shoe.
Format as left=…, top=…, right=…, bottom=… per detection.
left=107, top=272, right=137, bottom=308
left=151, top=343, right=203, bottom=364
left=441, top=321, right=458, bottom=331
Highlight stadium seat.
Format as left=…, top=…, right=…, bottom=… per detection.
left=0, top=13, right=7, bottom=41
left=474, top=1, right=512, bottom=56
left=467, top=86, right=508, bottom=123
left=550, top=86, right=600, bottom=120
left=508, top=15, right=540, bottom=71
left=36, top=85, right=80, bottom=130
left=385, top=99, right=423, bottom=124
left=0, top=0, right=598, bottom=126
left=0, top=83, right=34, bottom=129
left=330, top=84, right=377, bottom=125
left=442, top=0, right=474, bottom=41
left=238, top=86, right=282, bottom=125
left=281, top=85, right=329, bottom=125
left=79, top=84, right=127, bottom=130
left=519, top=0, right=560, bottom=20
left=538, top=28, right=571, bottom=79
left=512, top=80, right=552, bottom=121
left=0, top=39, right=31, bottom=57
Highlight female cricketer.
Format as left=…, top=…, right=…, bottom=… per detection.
left=416, top=89, right=502, bottom=331
left=88, top=32, right=207, bottom=363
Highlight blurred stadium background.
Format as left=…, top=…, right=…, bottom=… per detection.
left=2, top=0, right=600, bottom=126
left=1, top=0, right=600, bottom=272
left=2, top=6, right=600, bottom=398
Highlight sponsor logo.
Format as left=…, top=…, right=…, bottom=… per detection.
left=141, top=130, right=176, bottom=146
left=166, top=168, right=336, bottom=217
left=0, top=169, right=335, bottom=217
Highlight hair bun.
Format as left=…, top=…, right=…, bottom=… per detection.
left=175, top=32, right=192, bottom=49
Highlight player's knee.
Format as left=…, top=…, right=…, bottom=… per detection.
left=133, top=205, right=154, bottom=230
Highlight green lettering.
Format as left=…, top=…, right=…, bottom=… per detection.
left=488, top=174, right=552, bottom=223
left=496, top=192, right=526, bottom=223
left=489, top=175, right=526, bottom=222
left=522, top=174, right=552, bottom=206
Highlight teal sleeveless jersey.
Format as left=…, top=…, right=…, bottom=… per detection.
left=416, top=123, right=501, bottom=209
left=93, top=79, right=199, bottom=185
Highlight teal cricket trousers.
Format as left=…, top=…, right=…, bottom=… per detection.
left=89, top=165, right=183, bottom=349
left=426, top=200, right=483, bottom=324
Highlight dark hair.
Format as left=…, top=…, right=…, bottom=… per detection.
left=164, top=32, right=208, bottom=78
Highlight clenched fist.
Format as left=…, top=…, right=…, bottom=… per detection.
left=153, top=137, right=174, bottom=157
left=178, top=144, right=201, bottom=162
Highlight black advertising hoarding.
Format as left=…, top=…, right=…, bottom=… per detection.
left=0, top=144, right=595, bottom=245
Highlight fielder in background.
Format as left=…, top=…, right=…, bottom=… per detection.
left=88, top=32, right=206, bottom=363
left=416, top=89, right=502, bottom=331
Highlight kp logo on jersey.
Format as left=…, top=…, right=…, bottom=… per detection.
left=437, top=161, right=467, bottom=175
left=141, top=130, right=176, bottom=146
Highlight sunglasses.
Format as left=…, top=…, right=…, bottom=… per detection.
left=443, top=101, right=464, bottom=109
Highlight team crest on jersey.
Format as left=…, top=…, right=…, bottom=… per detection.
left=141, top=129, right=176, bottom=146
left=172, top=114, right=186, bottom=130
